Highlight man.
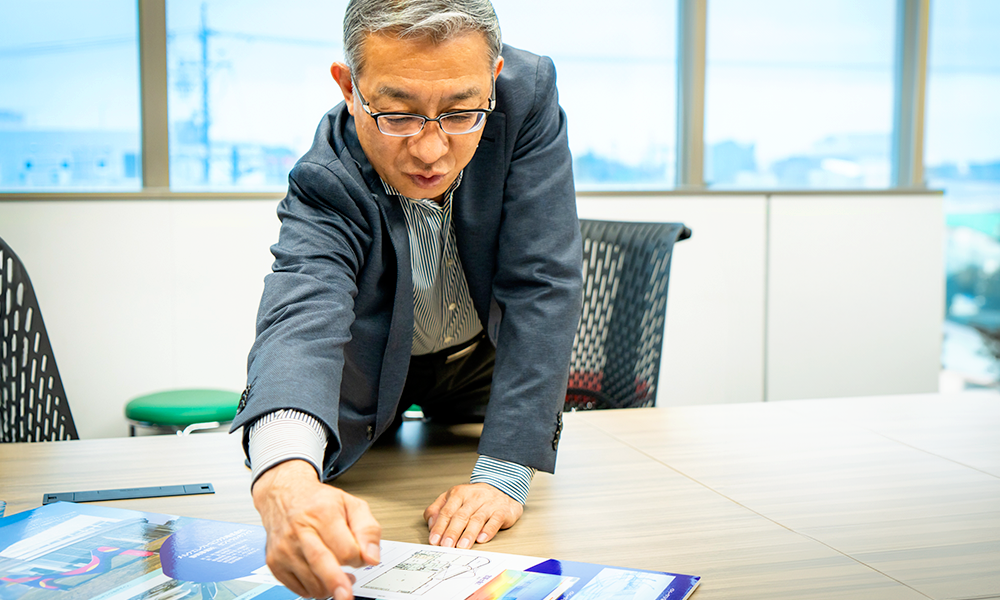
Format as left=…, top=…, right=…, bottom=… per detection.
left=230, top=1, right=582, bottom=598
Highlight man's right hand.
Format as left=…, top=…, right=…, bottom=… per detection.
left=251, top=459, right=382, bottom=600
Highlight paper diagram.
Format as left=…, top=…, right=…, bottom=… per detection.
left=360, top=549, right=492, bottom=596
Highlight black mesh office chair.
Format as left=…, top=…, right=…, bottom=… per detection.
left=0, top=237, right=78, bottom=442
left=566, top=220, right=691, bottom=410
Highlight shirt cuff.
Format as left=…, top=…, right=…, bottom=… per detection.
left=470, top=455, right=536, bottom=505
left=247, top=409, right=327, bottom=488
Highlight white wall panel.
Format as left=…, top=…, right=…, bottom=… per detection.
left=0, top=200, right=279, bottom=438
left=577, top=196, right=768, bottom=406
left=0, top=192, right=943, bottom=438
left=766, top=195, right=944, bottom=401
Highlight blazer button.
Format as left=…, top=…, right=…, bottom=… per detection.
left=237, top=385, right=250, bottom=414
left=366, top=425, right=374, bottom=441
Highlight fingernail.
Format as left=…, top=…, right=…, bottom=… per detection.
left=367, top=543, right=381, bottom=563
left=457, top=538, right=471, bottom=549
left=477, top=532, right=488, bottom=543
left=442, top=537, right=454, bottom=548
left=427, top=516, right=435, bottom=529
left=429, top=533, right=441, bottom=545
left=334, top=586, right=351, bottom=600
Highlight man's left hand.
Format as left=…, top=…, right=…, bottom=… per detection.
left=423, top=483, right=523, bottom=549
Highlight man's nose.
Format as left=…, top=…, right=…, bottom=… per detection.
left=408, top=121, right=449, bottom=165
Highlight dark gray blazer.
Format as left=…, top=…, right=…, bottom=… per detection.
left=232, top=45, right=583, bottom=480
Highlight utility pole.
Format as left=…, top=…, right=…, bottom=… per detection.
left=198, top=2, right=211, bottom=184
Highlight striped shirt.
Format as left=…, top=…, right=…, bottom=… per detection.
left=389, top=174, right=483, bottom=355
left=248, top=173, right=535, bottom=504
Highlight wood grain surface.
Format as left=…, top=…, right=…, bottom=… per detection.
left=573, top=392, right=1000, bottom=600
left=2, top=392, right=997, bottom=600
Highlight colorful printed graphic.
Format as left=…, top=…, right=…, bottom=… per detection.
left=1, top=546, right=154, bottom=590
left=464, top=570, right=576, bottom=600
left=0, top=504, right=288, bottom=600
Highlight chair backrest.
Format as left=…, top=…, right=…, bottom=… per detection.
left=566, top=220, right=691, bottom=410
left=0, top=237, right=78, bottom=442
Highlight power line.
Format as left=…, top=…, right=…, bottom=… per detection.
left=193, top=30, right=338, bottom=48
left=0, top=36, right=134, bottom=58
left=0, top=30, right=337, bottom=60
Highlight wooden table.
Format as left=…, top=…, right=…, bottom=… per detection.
left=2, top=392, right=998, bottom=599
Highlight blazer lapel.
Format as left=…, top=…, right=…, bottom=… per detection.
left=344, top=118, right=414, bottom=436
left=454, top=112, right=507, bottom=328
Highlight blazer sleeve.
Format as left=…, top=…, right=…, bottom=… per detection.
left=478, top=54, right=584, bottom=473
left=231, top=158, right=373, bottom=465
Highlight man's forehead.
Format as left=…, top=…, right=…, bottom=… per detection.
left=373, top=82, right=485, bottom=103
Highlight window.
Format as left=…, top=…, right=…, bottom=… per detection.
left=166, top=0, right=346, bottom=190
left=0, top=1, right=962, bottom=196
left=0, top=0, right=141, bottom=191
left=477, top=0, right=678, bottom=190
left=703, top=0, right=895, bottom=189
left=927, top=0, right=1000, bottom=383
left=165, top=0, right=678, bottom=191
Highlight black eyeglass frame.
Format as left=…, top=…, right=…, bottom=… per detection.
left=351, top=74, right=496, bottom=137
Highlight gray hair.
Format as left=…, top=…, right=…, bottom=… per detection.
left=343, top=0, right=502, bottom=76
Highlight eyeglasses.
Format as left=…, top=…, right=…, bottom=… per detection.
left=352, top=75, right=495, bottom=137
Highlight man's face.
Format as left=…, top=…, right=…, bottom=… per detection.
left=334, top=32, right=502, bottom=202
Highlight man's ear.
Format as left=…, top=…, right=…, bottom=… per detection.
left=493, top=55, right=504, bottom=80
left=330, top=62, right=355, bottom=115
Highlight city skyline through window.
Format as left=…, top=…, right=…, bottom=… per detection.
left=1, top=1, right=996, bottom=195
left=0, top=0, right=141, bottom=191
left=704, top=0, right=895, bottom=189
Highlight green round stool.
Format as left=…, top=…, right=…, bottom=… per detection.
left=125, top=389, right=241, bottom=436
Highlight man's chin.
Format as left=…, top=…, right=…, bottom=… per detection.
left=392, top=173, right=455, bottom=201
